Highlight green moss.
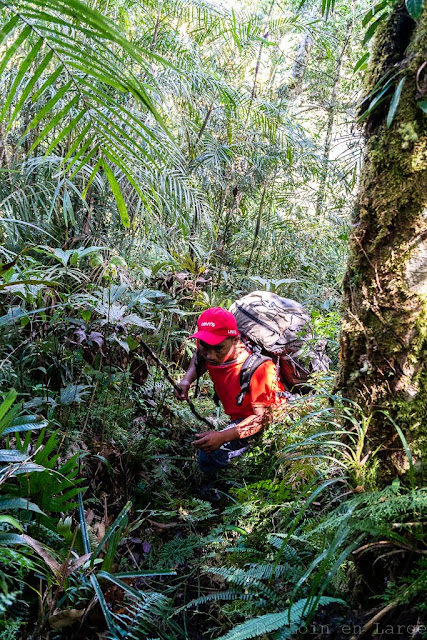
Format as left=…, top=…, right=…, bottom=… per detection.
left=391, top=306, right=427, bottom=460
left=399, top=121, right=419, bottom=148
left=393, top=371, right=427, bottom=461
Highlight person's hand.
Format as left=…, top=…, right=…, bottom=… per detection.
left=174, top=380, right=191, bottom=401
left=191, top=430, right=225, bottom=453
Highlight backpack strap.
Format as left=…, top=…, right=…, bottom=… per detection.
left=236, top=353, right=272, bottom=406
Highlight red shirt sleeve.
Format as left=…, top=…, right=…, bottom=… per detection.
left=249, top=360, right=282, bottom=407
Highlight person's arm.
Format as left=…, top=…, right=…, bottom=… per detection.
left=192, top=405, right=272, bottom=453
left=174, top=351, right=207, bottom=400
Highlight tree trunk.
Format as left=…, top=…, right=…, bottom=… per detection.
left=315, top=19, right=352, bottom=217
left=251, top=0, right=276, bottom=100
left=335, top=2, right=427, bottom=479
left=276, top=6, right=317, bottom=104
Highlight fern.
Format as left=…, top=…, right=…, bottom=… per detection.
left=156, top=533, right=201, bottom=569
left=241, top=563, right=297, bottom=581
left=179, top=588, right=256, bottom=611
left=392, top=558, right=427, bottom=607
left=181, top=562, right=301, bottom=612
left=305, top=485, right=427, bottom=542
left=203, top=567, right=279, bottom=602
left=216, top=597, right=344, bottom=640
left=0, top=590, right=19, bottom=616
left=105, top=589, right=178, bottom=640
left=267, top=537, right=300, bottom=563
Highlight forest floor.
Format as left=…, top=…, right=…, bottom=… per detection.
left=63, top=379, right=425, bottom=640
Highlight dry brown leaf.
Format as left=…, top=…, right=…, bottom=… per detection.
left=65, top=552, right=92, bottom=576
left=20, top=534, right=61, bottom=576
left=92, top=521, right=106, bottom=540
left=49, top=608, right=85, bottom=629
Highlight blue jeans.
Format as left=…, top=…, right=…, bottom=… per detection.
left=198, top=420, right=252, bottom=477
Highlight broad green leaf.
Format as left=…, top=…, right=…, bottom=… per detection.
left=26, top=81, right=73, bottom=132
left=362, top=0, right=388, bottom=27
left=7, top=51, right=54, bottom=130
left=29, top=95, right=80, bottom=153
left=353, top=52, right=369, bottom=73
left=363, top=13, right=387, bottom=45
left=31, top=66, right=62, bottom=103
left=0, top=450, right=27, bottom=462
left=59, top=122, right=91, bottom=168
left=0, top=279, right=58, bottom=292
left=81, top=160, right=102, bottom=199
left=0, top=515, right=23, bottom=530
left=0, top=390, right=17, bottom=425
left=0, top=463, right=45, bottom=476
left=0, top=533, right=25, bottom=545
left=0, top=37, right=43, bottom=122
left=76, top=246, right=108, bottom=259
left=44, top=109, right=86, bottom=156
left=0, top=498, right=44, bottom=515
left=40, top=246, right=73, bottom=266
left=0, top=25, right=31, bottom=79
left=59, top=384, right=91, bottom=405
left=417, top=100, right=427, bottom=112
left=387, top=76, right=406, bottom=128
left=126, top=336, right=139, bottom=352
left=0, top=16, right=19, bottom=47
left=3, top=416, right=48, bottom=435
left=102, top=161, right=130, bottom=228
left=405, top=0, right=424, bottom=19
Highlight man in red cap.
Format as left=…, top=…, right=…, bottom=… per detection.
left=175, top=307, right=284, bottom=477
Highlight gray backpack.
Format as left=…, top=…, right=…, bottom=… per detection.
left=229, top=291, right=329, bottom=395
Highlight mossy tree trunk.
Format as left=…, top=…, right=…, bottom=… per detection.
left=335, top=1, right=427, bottom=477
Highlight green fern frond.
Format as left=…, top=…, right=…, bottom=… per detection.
left=157, top=533, right=200, bottom=568
left=242, top=563, right=297, bottom=581
left=216, top=597, right=344, bottom=640
left=178, top=588, right=254, bottom=611
left=203, top=567, right=278, bottom=602
left=268, top=537, right=300, bottom=563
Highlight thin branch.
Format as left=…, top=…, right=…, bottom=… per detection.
left=138, top=337, right=215, bottom=429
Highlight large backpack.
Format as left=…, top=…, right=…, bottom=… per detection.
left=229, top=291, right=329, bottom=400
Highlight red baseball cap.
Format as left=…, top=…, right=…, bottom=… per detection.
left=190, top=307, right=239, bottom=345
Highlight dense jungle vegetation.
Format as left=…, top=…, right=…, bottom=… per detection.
left=0, top=0, right=426, bottom=638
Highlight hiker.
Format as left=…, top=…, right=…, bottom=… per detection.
left=175, top=307, right=285, bottom=476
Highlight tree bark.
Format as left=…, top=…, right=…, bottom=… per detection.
left=276, top=6, right=317, bottom=104
left=335, top=2, right=427, bottom=479
left=315, top=20, right=352, bottom=217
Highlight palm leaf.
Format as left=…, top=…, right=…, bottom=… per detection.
left=0, top=0, right=180, bottom=228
